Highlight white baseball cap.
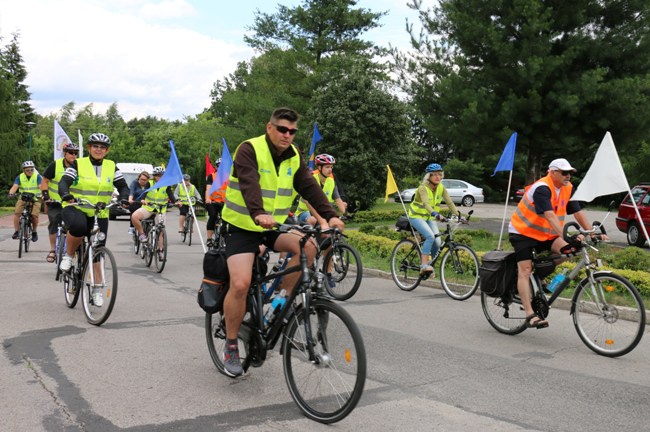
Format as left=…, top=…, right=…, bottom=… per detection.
left=548, top=158, right=576, bottom=172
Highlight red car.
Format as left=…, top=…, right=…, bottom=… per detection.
left=615, top=184, right=650, bottom=247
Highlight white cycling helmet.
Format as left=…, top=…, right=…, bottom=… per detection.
left=22, top=160, right=35, bottom=169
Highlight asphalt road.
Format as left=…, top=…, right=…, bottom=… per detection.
left=1, top=210, right=649, bottom=431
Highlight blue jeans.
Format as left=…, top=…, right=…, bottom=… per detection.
left=409, top=217, right=441, bottom=259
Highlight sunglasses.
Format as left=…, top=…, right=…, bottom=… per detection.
left=271, top=123, right=298, bottom=135
left=66, top=151, right=79, bottom=156
left=557, top=170, right=572, bottom=176
left=90, top=143, right=108, bottom=150
left=24, top=169, right=34, bottom=172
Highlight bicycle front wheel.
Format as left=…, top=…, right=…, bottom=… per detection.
left=187, top=217, right=193, bottom=246
left=281, top=299, right=366, bottom=424
left=143, top=231, right=154, bottom=267
left=154, top=228, right=167, bottom=273
left=573, top=272, right=646, bottom=357
left=390, top=239, right=422, bottom=291
left=440, top=244, right=480, bottom=300
left=18, top=217, right=25, bottom=258
left=481, top=290, right=528, bottom=335
left=81, top=246, right=118, bottom=326
left=322, top=243, right=363, bottom=300
left=24, top=221, right=32, bottom=253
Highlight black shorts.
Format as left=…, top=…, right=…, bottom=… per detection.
left=223, top=223, right=281, bottom=258
left=179, top=204, right=190, bottom=216
left=509, top=233, right=555, bottom=262
left=47, top=203, right=63, bottom=234
left=62, top=206, right=108, bottom=238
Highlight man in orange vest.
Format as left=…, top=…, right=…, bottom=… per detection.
left=508, top=158, right=607, bottom=329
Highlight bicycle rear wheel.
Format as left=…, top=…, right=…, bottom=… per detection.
left=440, top=244, right=480, bottom=300
left=573, top=272, right=646, bottom=357
left=481, top=290, right=528, bottom=335
left=81, top=246, right=118, bottom=326
left=322, top=243, right=363, bottom=300
left=281, top=299, right=366, bottom=424
left=390, top=239, right=422, bottom=291
left=143, top=229, right=154, bottom=267
left=205, top=311, right=251, bottom=376
left=154, top=228, right=167, bottom=273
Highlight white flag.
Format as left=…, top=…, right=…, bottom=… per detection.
left=78, top=129, right=84, bottom=158
left=571, top=132, right=630, bottom=202
left=54, top=120, right=75, bottom=160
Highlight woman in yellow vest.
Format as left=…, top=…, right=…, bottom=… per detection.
left=40, top=142, right=79, bottom=262
left=8, top=160, right=42, bottom=241
left=295, top=153, right=347, bottom=226
left=58, top=133, right=130, bottom=305
left=508, top=158, right=607, bottom=329
left=175, top=174, right=202, bottom=233
left=407, top=163, right=458, bottom=276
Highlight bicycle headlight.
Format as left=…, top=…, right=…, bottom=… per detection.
left=97, top=232, right=106, bottom=242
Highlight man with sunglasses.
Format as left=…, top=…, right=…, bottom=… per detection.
left=219, top=107, right=344, bottom=377
left=8, top=160, right=42, bottom=241
left=40, top=142, right=80, bottom=263
left=57, top=133, right=130, bottom=301
left=508, top=158, right=607, bottom=329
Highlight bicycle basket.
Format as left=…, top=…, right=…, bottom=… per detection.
left=479, top=251, right=517, bottom=298
left=396, top=215, right=411, bottom=231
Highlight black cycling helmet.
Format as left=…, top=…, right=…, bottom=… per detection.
left=63, top=142, right=80, bottom=152
left=87, top=133, right=111, bottom=146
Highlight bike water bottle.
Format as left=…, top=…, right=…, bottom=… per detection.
left=547, top=270, right=567, bottom=293
left=271, top=257, right=285, bottom=273
left=263, top=289, right=286, bottom=328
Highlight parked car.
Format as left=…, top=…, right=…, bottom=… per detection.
left=109, top=163, right=154, bottom=220
left=394, top=179, right=484, bottom=207
left=615, top=183, right=650, bottom=247
left=511, top=188, right=524, bottom=201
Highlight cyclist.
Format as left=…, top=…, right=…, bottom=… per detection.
left=407, top=163, right=459, bottom=276
left=8, top=160, right=42, bottom=242
left=205, top=158, right=227, bottom=248
left=58, top=133, right=130, bottom=306
left=220, top=107, right=344, bottom=377
left=127, top=170, right=152, bottom=235
left=175, top=174, right=202, bottom=234
left=508, top=158, right=608, bottom=329
left=131, top=166, right=180, bottom=260
left=40, top=143, right=79, bottom=262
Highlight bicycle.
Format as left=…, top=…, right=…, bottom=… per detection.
left=205, top=224, right=367, bottom=424
left=390, top=211, right=480, bottom=300
left=15, top=192, right=37, bottom=258
left=180, top=198, right=201, bottom=246
left=481, top=221, right=646, bottom=357
left=139, top=203, right=168, bottom=273
left=53, top=210, right=67, bottom=281
left=60, top=199, right=118, bottom=326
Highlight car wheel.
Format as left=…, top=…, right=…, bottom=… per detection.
left=461, top=195, right=475, bottom=207
left=627, top=222, right=647, bottom=247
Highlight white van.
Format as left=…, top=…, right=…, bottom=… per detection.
left=109, top=163, right=154, bottom=219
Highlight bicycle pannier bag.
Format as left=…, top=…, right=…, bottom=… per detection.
left=198, top=248, right=230, bottom=314
left=396, top=215, right=411, bottom=231
left=479, top=250, right=517, bottom=298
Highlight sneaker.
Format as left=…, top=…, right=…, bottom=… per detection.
left=32, top=231, right=38, bottom=242
left=223, top=344, right=244, bottom=377
left=138, top=233, right=147, bottom=242
left=92, top=286, right=104, bottom=307
left=419, top=264, right=434, bottom=275
left=326, top=272, right=336, bottom=289
left=11, top=231, right=19, bottom=240
left=128, top=227, right=135, bottom=235
left=60, top=255, right=73, bottom=272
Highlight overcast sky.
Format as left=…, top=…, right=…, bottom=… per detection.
left=0, top=0, right=420, bottom=121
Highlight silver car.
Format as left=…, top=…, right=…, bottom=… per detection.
left=395, top=180, right=484, bottom=207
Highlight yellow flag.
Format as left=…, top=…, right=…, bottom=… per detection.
left=385, top=165, right=399, bottom=202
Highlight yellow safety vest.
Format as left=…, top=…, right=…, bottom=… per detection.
left=408, top=184, right=444, bottom=220
left=222, top=135, right=300, bottom=232
left=47, top=158, right=66, bottom=202
left=143, top=183, right=169, bottom=213
left=295, top=172, right=335, bottom=216
left=179, top=183, right=196, bottom=205
left=65, top=157, right=115, bottom=218
left=19, top=172, right=40, bottom=195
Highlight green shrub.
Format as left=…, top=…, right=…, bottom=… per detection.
left=358, top=223, right=376, bottom=234
left=604, top=247, right=650, bottom=271
left=452, top=231, right=473, bottom=247
left=346, top=231, right=397, bottom=259
left=353, top=210, right=403, bottom=223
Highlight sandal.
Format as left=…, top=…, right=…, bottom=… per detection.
left=525, top=313, right=549, bottom=329
left=46, top=251, right=56, bottom=263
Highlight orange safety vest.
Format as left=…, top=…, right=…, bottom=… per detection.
left=208, top=172, right=228, bottom=203
left=510, top=175, right=572, bottom=241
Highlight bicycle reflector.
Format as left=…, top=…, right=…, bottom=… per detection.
left=604, top=285, right=616, bottom=293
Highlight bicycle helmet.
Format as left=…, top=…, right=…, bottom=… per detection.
left=152, top=166, right=165, bottom=175
left=63, top=142, right=79, bottom=152
left=22, top=160, right=35, bottom=169
left=425, top=163, right=443, bottom=173
left=315, top=154, right=336, bottom=166
left=87, top=132, right=111, bottom=146
left=215, top=158, right=222, bottom=165
left=183, top=174, right=190, bottom=180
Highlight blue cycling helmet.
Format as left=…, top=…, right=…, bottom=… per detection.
left=425, top=163, right=443, bottom=172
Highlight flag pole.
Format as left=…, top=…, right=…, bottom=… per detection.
left=387, top=165, right=423, bottom=255
left=180, top=180, right=207, bottom=253
left=497, top=170, right=514, bottom=250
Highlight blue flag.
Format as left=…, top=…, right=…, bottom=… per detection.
left=492, top=132, right=517, bottom=176
left=308, top=123, right=322, bottom=171
left=208, top=138, right=233, bottom=195
left=143, top=140, right=184, bottom=192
